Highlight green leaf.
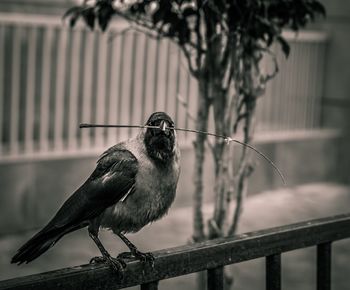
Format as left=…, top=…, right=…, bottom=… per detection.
left=82, top=7, right=95, bottom=30
left=177, top=19, right=190, bottom=45
left=182, top=7, right=197, bottom=17
left=310, top=1, right=326, bottom=17
left=62, top=6, right=82, bottom=20
left=152, top=1, right=172, bottom=25
left=130, top=2, right=147, bottom=15
left=277, top=35, right=290, bottom=58
left=97, top=2, right=115, bottom=31
left=62, top=6, right=84, bottom=28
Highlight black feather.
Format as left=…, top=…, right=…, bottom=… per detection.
left=11, top=226, right=75, bottom=264
left=12, top=149, right=138, bottom=264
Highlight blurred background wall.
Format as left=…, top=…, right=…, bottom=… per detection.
left=0, top=0, right=349, bottom=235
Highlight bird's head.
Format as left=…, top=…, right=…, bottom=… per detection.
left=144, top=112, right=177, bottom=163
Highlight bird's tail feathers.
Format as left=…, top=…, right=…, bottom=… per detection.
left=11, top=227, right=62, bottom=265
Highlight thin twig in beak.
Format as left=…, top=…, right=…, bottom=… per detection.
left=79, top=123, right=285, bottom=185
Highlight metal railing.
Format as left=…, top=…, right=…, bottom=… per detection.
left=0, top=213, right=349, bottom=290
left=0, top=13, right=328, bottom=160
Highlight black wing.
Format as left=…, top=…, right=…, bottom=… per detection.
left=12, top=147, right=138, bottom=264
left=46, top=147, right=138, bottom=229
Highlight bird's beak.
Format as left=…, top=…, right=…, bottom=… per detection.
left=159, top=120, right=167, bottom=132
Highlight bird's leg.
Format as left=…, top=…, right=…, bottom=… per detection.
left=88, top=227, right=126, bottom=275
left=117, top=233, right=154, bottom=265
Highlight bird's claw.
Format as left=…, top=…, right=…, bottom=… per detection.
left=118, top=251, right=155, bottom=267
left=90, top=256, right=105, bottom=264
left=90, top=255, right=127, bottom=277
left=139, top=252, right=155, bottom=266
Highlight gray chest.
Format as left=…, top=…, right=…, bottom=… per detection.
left=101, top=146, right=180, bottom=233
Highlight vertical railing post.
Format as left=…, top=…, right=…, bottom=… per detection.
left=152, top=39, right=160, bottom=112
left=81, top=30, right=95, bottom=149
left=10, top=25, right=22, bottom=155
left=40, top=26, right=53, bottom=152
left=67, top=29, right=82, bottom=151
left=24, top=26, right=37, bottom=154
left=0, top=25, right=5, bottom=155
left=207, top=266, right=224, bottom=290
left=128, top=32, right=137, bottom=137
left=140, top=35, right=149, bottom=121
left=164, top=40, right=171, bottom=110
left=141, top=280, right=159, bottom=290
left=266, top=253, right=281, bottom=290
left=174, top=46, right=181, bottom=123
left=107, top=30, right=119, bottom=145
left=54, top=27, right=68, bottom=152
left=95, top=31, right=108, bottom=148
left=317, top=242, right=332, bottom=290
left=116, top=32, right=126, bottom=140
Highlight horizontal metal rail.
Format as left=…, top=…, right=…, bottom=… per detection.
left=1, top=213, right=350, bottom=290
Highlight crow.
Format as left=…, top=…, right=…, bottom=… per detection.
left=11, top=112, right=180, bottom=273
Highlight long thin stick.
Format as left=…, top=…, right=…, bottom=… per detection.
left=79, top=123, right=286, bottom=185
left=80, top=124, right=160, bottom=130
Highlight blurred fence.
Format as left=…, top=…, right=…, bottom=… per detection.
left=256, top=31, right=327, bottom=133
left=0, top=13, right=328, bottom=161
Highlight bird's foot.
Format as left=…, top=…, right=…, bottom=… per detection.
left=90, top=255, right=127, bottom=277
left=118, top=250, right=155, bottom=266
